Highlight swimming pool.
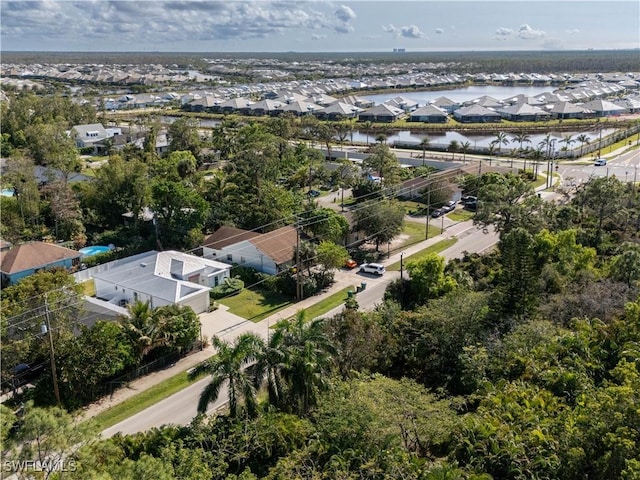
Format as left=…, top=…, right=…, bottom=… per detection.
left=1, top=188, right=15, bottom=197
left=79, top=245, right=112, bottom=257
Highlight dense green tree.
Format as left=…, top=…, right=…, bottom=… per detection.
left=2, top=402, right=96, bottom=478
left=608, top=242, right=640, bottom=287
left=322, top=308, right=387, bottom=378
left=168, top=117, right=202, bottom=159
left=571, top=175, right=627, bottom=249
left=405, top=253, right=457, bottom=305
left=150, top=177, right=208, bottom=249
left=78, top=154, right=149, bottom=228
left=353, top=199, right=405, bottom=251
left=497, top=227, right=539, bottom=321
left=316, top=240, right=348, bottom=273
left=475, top=172, right=544, bottom=235
left=300, top=207, right=349, bottom=244
left=53, top=321, right=135, bottom=409
left=363, top=143, right=401, bottom=186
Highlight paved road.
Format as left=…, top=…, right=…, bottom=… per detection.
left=101, top=220, right=497, bottom=438
left=557, top=148, right=640, bottom=187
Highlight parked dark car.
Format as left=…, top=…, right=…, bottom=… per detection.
left=431, top=208, right=445, bottom=218
left=307, top=189, right=321, bottom=197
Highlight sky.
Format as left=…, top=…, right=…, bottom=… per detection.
left=1, top=0, right=638, bottom=53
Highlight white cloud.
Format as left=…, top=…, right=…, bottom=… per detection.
left=400, top=25, right=425, bottom=39
left=335, top=4, right=356, bottom=22
left=435, top=28, right=444, bottom=34
left=383, top=24, right=425, bottom=39
left=382, top=24, right=398, bottom=34
left=566, top=28, right=580, bottom=35
left=311, top=33, right=327, bottom=40
left=518, top=24, right=546, bottom=40
left=495, top=27, right=513, bottom=39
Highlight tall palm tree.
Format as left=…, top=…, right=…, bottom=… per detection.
left=560, top=134, right=576, bottom=157
left=250, top=327, right=287, bottom=409
left=511, top=132, right=531, bottom=170
left=448, top=140, right=460, bottom=160
left=576, top=133, right=590, bottom=158
left=190, top=333, right=263, bottom=417
left=419, top=137, right=431, bottom=166
left=362, top=121, right=373, bottom=146
left=493, top=131, right=510, bottom=157
left=460, top=141, right=471, bottom=163
left=280, top=310, right=336, bottom=416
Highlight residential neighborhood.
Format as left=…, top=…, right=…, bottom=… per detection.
left=1, top=46, right=640, bottom=479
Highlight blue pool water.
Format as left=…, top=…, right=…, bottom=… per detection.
left=79, top=245, right=112, bottom=257
left=1, top=188, right=15, bottom=197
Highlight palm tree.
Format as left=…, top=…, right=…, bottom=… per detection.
left=486, top=142, right=497, bottom=166
left=280, top=310, right=336, bottom=416
left=190, top=333, right=264, bottom=417
left=250, top=327, right=287, bottom=409
left=120, top=301, right=170, bottom=364
left=448, top=140, right=460, bottom=160
left=493, top=131, right=510, bottom=160
left=419, top=137, right=430, bottom=166
left=560, top=134, right=576, bottom=158
left=460, top=141, right=471, bottom=163
left=576, top=133, right=590, bottom=158
left=362, top=121, right=373, bottom=146
left=511, top=132, right=531, bottom=170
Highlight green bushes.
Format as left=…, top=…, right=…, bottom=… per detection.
left=210, top=277, right=245, bottom=299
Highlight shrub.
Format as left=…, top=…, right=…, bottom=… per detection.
left=210, top=277, right=244, bottom=299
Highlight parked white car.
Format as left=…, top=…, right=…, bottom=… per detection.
left=359, top=263, right=386, bottom=275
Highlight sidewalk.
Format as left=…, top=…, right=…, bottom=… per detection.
left=80, top=220, right=470, bottom=421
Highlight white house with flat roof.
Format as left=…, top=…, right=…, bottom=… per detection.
left=92, top=250, right=231, bottom=313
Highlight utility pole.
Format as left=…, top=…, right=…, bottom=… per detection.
left=295, top=216, right=303, bottom=301
left=42, top=295, right=61, bottom=405
left=425, top=185, right=431, bottom=240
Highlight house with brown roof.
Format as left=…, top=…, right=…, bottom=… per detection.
left=201, top=225, right=297, bottom=275
left=0, top=241, right=82, bottom=286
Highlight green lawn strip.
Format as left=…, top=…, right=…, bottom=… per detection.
left=91, top=370, right=202, bottom=431
left=400, top=220, right=441, bottom=247
left=296, top=286, right=353, bottom=320
left=448, top=210, right=474, bottom=222
left=219, top=288, right=292, bottom=322
left=387, top=238, right=458, bottom=271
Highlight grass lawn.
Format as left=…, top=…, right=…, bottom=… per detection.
left=296, top=286, right=353, bottom=320
left=219, top=288, right=292, bottom=322
left=387, top=238, right=458, bottom=271
left=448, top=210, right=474, bottom=222
left=401, top=219, right=441, bottom=246
left=91, top=370, right=202, bottom=431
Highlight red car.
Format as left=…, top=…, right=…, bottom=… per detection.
left=345, top=259, right=358, bottom=269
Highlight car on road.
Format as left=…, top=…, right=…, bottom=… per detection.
left=344, top=258, right=358, bottom=269
left=359, top=263, right=385, bottom=275
left=431, top=208, right=445, bottom=218
left=594, top=158, right=607, bottom=166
